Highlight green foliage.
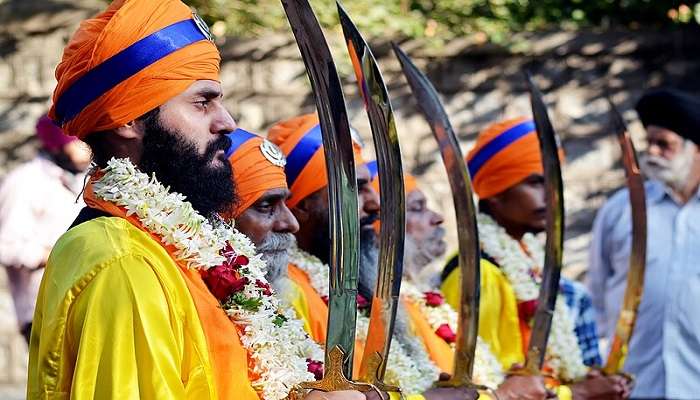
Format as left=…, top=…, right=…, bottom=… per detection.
left=226, top=292, right=263, bottom=312
left=185, top=0, right=699, bottom=43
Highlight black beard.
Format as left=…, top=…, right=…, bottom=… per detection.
left=138, top=111, right=236, bottom=217
left=310, top=211, right=380, bottom=267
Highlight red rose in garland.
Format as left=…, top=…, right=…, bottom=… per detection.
left=202, top=263, right=248, bottom=300
left=201, top=242, right=250, bottom=301
left=306, top=358, right=324, bottom=380
left=424, top=291, right=444, bottom=307
left=517, top=299, right=539, bottom=322
left=435, top=323, right=457, bottom=343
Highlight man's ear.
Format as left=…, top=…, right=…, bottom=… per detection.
left=113, top=119, right=145, bottom=140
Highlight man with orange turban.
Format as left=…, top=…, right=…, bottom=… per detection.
left=28, top=2, right=364, bottom=400
left=266, top=113, right=376, bottom=345
left=268, top=115, right=480, bottom=400
left=222, top=128, right=323, bottom=336
left=366, top=163, right=549, bottom=399
left=440, top=117, right=631, bottom=399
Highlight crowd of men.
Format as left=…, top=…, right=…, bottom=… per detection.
left=2, top=0, right=700, bottom=399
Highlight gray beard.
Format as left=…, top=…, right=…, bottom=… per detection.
left=640, top=141, right=695, bottom=192
left=403, top=230, right=444, bottom=280
left=258, top=232, right=296, bottom=290
left=358, top=229, right=433, bottom=361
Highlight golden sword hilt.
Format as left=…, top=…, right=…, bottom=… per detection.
left=358, top=351, right=402, bottom=397
left=291, top=346, right=384, bottom=399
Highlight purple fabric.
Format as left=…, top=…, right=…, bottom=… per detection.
left=36, top=114, right=76, bottom=151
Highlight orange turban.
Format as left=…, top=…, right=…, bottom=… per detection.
left=224, top=129, right=288, bottom=219
left=367, top=160, right=417, bottom=195
left=466, top=117, right=544, bottom=199
left=268, top=113, right=364, bottom=208
left=49, top=0, right=220, bottom=139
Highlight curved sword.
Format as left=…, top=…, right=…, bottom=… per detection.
left=523, top=73, right=566, bottom=374
left=602, top=97, right=647, bottom=376
left=337, top=2, right=406, bottom=390
left=282, top=0, right=371, bottom=392
left=392, top=42, right=482, bottom=389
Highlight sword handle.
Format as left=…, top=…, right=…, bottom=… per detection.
left=294, top=346, right=382, bottom=395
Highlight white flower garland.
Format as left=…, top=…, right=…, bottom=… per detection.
left=400, top=282, right=504, bottom=388
left=289, top=247, right=438, bottom=393
left=477, top=212, right=587, bottom=382
left=92, top=158, right=323, bottom=400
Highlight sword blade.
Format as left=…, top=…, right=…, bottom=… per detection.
left=392, top=42, right=480, bottom=386
left=282, top=0, right=360, bottom=378
left=602, top=97, right=647, bottom=375
left=524, top=73, right=566, bottom=373
left=337, top=2, right=406, bottom=385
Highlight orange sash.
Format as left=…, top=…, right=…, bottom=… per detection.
left=403, top=298, right=454, bottom=374
left=287, top=264, right=329, bottom=343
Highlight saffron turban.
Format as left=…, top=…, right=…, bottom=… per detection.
left=466, top=117, right=542, bottom=199
left=267, top=113, right=364, bottom=208
left=366, top=160, right=418, bottom=195
left=48, top=0, right=220, bottom=139
left=224, top=128, right=288, bottom=219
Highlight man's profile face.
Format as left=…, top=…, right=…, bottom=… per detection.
left=138, top=80, right=238, bottom=217
left=158, top=80, right=237, bottom=168
left=646, top=125, right=686, bottom=161
left=235, top=188, right=299, bottom=246
left=405, top=189, right=446, bottom=261
left=486, top=173, right=547, bottom=234
left=291, top=163, right=380, bottom=264
left=641, top=125, right=696, bottom=189
left=236, top=188, right=299, bottom=285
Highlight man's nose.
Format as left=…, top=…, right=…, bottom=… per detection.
left=275, top=204, right=300, bottom=234
left=361, top=187, right=380, bottom=216
left=212, top=105, right=237, bottom=134
left=430, top=210, right=444, bottom=226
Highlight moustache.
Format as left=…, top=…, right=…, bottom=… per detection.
left=258, top=232, right=296, bottom=253
left=360, top=213, right=379, bottom=227
left=642, top=154, right=670, bottom=169
left=427, top=226, right=446, bottom=242
left=205, top=134, right=232, bottom=161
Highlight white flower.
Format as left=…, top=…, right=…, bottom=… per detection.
left=290, top=246, right=477, bottom=393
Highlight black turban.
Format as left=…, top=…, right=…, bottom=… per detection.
left=635, top=88, right=700, bottom=145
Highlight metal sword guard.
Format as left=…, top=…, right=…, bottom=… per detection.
left=293, top=346, right=377, bottom=395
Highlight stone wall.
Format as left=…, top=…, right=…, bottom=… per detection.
left=1, top=0, right=700, bottom=392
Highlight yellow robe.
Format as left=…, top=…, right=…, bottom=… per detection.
left=442, top=259, right=573, bottom=400
left=442, top=258, right=523, bottom=371
left=28, top=216, right=258, bottom=399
